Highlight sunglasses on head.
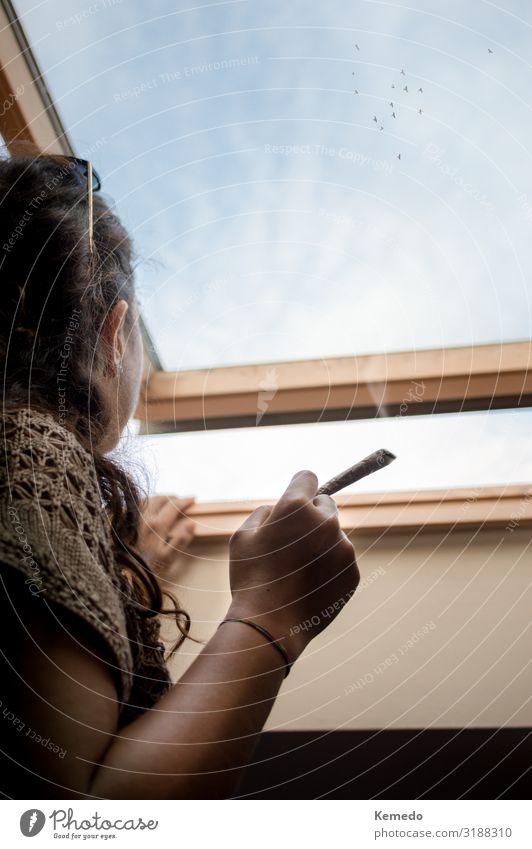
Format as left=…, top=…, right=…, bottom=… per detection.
left=64, top=156, right=102, bottom=255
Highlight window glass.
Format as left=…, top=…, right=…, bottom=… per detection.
left=123, top=409, right=532, bottom=501
left=14, top=0, right=532, bottom=369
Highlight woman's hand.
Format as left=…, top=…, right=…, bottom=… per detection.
left=228, top=469, right=359, bottom=662
left=136, top=495, right=196, bottom=578
left=4, top=477, right=354, bottom=799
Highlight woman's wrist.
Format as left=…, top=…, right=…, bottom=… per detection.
left=209, top=614, right=288, bottom=681
left=218, top=617, right=292, bottom=677
left=224, top=602, right=307, bottom=665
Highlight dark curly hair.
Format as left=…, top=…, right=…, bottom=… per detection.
left=0, top=144, right=190, bottom=655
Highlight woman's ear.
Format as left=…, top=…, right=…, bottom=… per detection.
left=102, top=299, right=129, bottom=375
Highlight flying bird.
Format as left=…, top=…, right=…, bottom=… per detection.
left=403, top=85, right=408, bottom=92
left=355, top=44, right=360, bottom=50
left=391, top=111, right=396, bottom=118
left=390, top=101, right=394, bottom=107
left=418, top=87, right=423, bottom=93
left=373, top=116, right=378, bottom=122
left=354, top=89, right=359, bottom=94
left=380, top=125, right=384, bottom=130
left=400, top=69, right=406, bottom=75
left=391, top=83, right=396, bottom=89
left=418, top=108, right=423, bottom=114
left=397, top=153, right=401, bottom=160
left=488, top=48, right=493, bottom=53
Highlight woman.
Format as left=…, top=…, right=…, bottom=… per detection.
left=0, top=150, right=359, bottom=799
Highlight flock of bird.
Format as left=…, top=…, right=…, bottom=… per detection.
left=351, top=43, right=494, bottom=161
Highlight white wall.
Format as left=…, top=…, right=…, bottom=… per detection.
left=165, top=526, right=532, bottom=730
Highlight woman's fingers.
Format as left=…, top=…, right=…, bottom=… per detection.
left=138, top=496, right=197, bottom=569
left=157, top=495, right=196, bottom=528
left=312, top=493, right=338, bottom=516
left=166, top=519, right=196, bottom=540
left=142, top=495, right=196, bottom=538
left=167, top=518, right=196, bottom=547
left=234, top=504, right=273, bottom=533
left=269, top=470, right=319, bottom=522
left=282, top=469, right=319, bottom=501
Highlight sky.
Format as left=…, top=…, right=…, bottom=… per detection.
left=13, top=0, right=532, bottom=500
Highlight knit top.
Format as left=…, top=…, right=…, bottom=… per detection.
left=0, top=406, right=172, bottom=728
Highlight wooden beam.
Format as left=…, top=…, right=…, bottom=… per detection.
left=0, top=2, right=163, bottom=374
left=186, top=485, right=532, bottom=542
left=136, top=341, right=532, bottom=433
left=0, top=0, right=71, bottom=153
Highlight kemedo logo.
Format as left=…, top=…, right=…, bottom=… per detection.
left=20, top=809, right=46, bottom=837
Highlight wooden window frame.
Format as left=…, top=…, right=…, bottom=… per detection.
left=187, top=485, right=532, bottom=541
left=136, top=340, right=532, bottom=433
left=2, top=1, right=531, bottom=541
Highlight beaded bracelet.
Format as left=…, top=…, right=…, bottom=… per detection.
left=217, top=617, right=293, bottom=678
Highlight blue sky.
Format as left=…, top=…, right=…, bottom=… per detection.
left=14, top=0, right=532, bottom=499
